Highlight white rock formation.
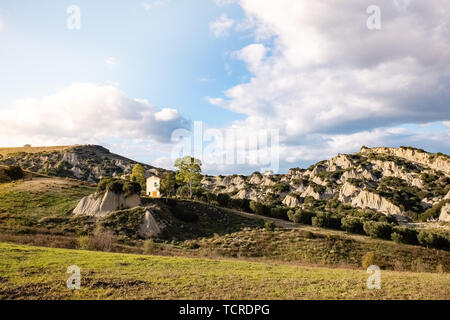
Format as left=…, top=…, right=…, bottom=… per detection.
left=439, top=202, right=450, bottom=222
left=361, top=147, right=450, bottom=174
left=73, top=190, right=141, bottom=217
left=283, top=194, right=302, bottom=208
left=139, top=210, right=164, bottom=238
left=351, top=190, right=402, bottom=216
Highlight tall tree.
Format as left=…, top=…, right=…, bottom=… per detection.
left=130, top=163, right=146, bottom=190
left=174, top=156, right=202, bottom=199
left=160, top=171, right=176, bottom=198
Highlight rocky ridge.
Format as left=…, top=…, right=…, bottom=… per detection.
left=201, top=146, right=450, bottom=222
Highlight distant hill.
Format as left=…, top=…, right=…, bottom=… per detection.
left=202, top=146, right=450, bottom=222
left=0, top=145, right=164, bottom=182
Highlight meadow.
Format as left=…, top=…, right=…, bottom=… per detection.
left=1, top=242, right=449, bottom=300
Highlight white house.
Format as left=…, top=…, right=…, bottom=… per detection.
left=146, top=175, right=161, bottom=198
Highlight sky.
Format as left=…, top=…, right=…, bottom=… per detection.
left=0, top=0, right=449, bottom=175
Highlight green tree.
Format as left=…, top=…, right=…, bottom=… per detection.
left=174, top=156, right=202, bottom=199
left=130, top=164, right=146, bottom=190
left=160, top=172, right=176, bottom=198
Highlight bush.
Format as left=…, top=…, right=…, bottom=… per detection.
left=96, top=177, right=113, bottom=193
left=312, top=212, right=342, bottom=230
left=230, top=198, right=250, bottom=212
left=361, top=252, right=376, bottom=269
left=122, top=181, right=142, bottom=196
left=77, top=236, right=92, bottom=250
left=417, top=231, right=449, bottom=249
left=288, top=209, right=315, bottom=225
left=217, top=193, right=231, bottom=207
left=311, top=216, right=324, bottom=228
left=96, top=178, right=141, bottom=196
left=341, top=216, right=365, bottom=234
left=264, top=221, right=275, bottom=232
left=270, top=206, right=289, bottom=219
left=108, top=180, right=125, bottom=194
left=391, top=232, right=403, bottom=244
left=143, top=239, right=158, bottom=254
left=363, top=221, right=393, bottom=239
left=249, top=201, right=270, bottom=216
left=91, top=229, right=116, bottom=251
left=206, top=192, right=217, bottom=204
left=391, top=226, right=418, bottom=245
left=176, top=185, right=190, bottom=198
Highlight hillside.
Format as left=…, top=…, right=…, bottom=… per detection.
left=0, top=242, right=448, bottom=300
left=0, top=176, right=448, bottom=273
left=0, top=145, right=163, bottom=182
left=202, top=146, right=450, bottom=222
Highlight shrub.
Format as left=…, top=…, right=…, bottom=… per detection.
left=217, top=193, right=231, bottom=207
left=417, top=231, right=449, bottom=249
left=264, top=221, right=275, bottom=232
left=96, top=177, right=113, bottom=193
left=108, top=180, right=125, bottom=194
left=363, top=221, right=393, bottom=239
left=206, top=192, right=217, bottom=204
left=91, top=229, right=116, bottom=251
left=230, top=198, right=250, bottom=212
left=122, top=181, right=142, bottom=196
left=143, top=239, right=158, bottom=254
left=176, top=185, right=190, bottom=198
left=249, top=201, right=270, bottom=216
left=270, top=206, right=289, bottom=219
left=391, top=232, right=403, bottom=244
left=341, top=216, right=365, bottom=234
left=77, top=236, right=92, bottom=250
left=311, top=217, right=324, bottom=228
left=295, top=208, right=315, bottom=225
left=361, top=252, right=376, bottom=269
left=312, top=212, right=342, bottom=230
left=391, top=226, right=418, bottom=245
left=271, top=182, right=290, bottom=193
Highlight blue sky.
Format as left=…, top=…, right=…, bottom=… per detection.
left=0, top=0, right=248, bottom=123
left=1, top=0, right=449, bottom=174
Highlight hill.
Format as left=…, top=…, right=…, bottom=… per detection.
left=0, top=176, right=448, bottom=273
left=0, top=145, right=163, bottom=182
left=202, top=146, right=450, bottom=222
left=1, top=242, right=449, bottom=300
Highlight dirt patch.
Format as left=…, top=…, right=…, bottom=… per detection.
left=0, top=281, right=67, bottom=300
left=85, top=278, right=148, bottom=290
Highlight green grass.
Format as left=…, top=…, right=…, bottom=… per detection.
left=0, top=242, right=449, bottom=300
left=0, top=178, right=95, bottom=231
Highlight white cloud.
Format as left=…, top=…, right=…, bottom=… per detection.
left=154, top=108, right=180, bottom=121
left=208, top=0, right=450, bottom=168
left=0, top=20, right=3, bottom=31
left=105, top=57, right=117, bottom=65
left=209, top=14, right=235, bottom=38
left=142, top=0, right=167, bottom=11
left=0, top=83, right=190, bottom=146
left=214, top=0, right=237, bottom=7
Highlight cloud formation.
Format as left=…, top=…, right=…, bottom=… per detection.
left=0, top=83, right=190, bottom=146
left=209, top=14, right=235, bottom=38
left=209, top=0, right=450, bottom=168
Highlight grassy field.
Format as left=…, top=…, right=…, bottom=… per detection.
left=0, top=178, right=95, bottom=232
left=0, top=146, right=73, bottom=157
left=0, top=242, right=449, bottom=300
